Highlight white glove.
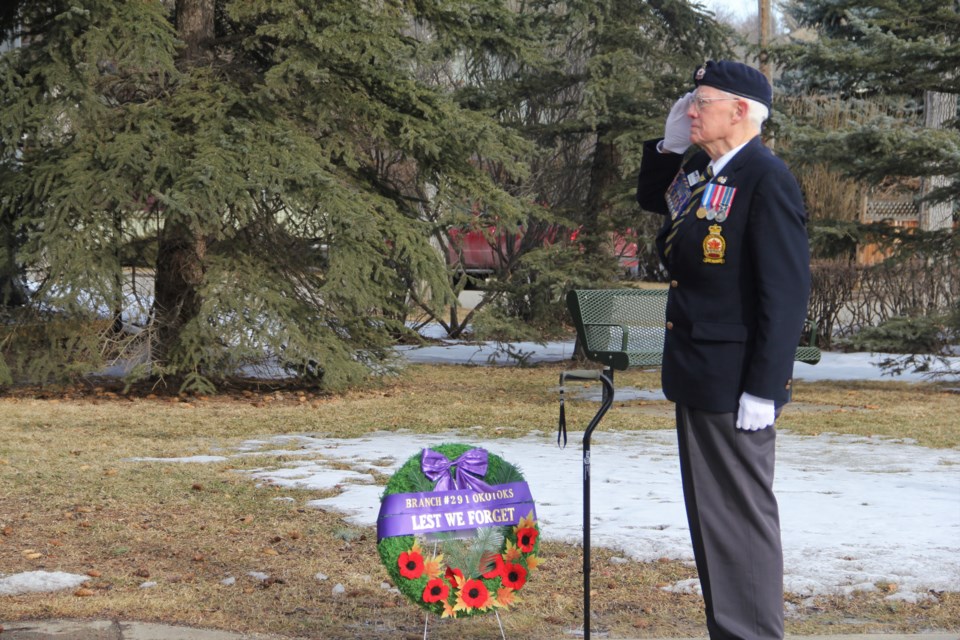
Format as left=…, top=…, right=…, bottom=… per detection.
left=736, top=391, right=776, bottom=431
left=661, top=92, right=694, bottom=154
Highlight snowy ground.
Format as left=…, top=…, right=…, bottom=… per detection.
left=3, top=336, right=958, bottom=601
left=398, top=325, right=960, bottom=384
left=229, top=428, right=960, bottom=603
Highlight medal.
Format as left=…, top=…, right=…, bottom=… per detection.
left=701, top=183, right=736, bottom=223
left=696, top=207, right=708, bottom=219
left=703, top=224, right=726, bottom=264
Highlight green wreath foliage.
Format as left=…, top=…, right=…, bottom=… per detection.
left=377, top=443, right=541, bottom=618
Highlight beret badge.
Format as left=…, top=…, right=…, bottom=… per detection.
left=692, top=59, right=772, bottom=109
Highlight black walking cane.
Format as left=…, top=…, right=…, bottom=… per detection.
left=558, top=367, right=615, bottom=640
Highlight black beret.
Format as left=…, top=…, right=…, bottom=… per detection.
left=693, top=60, right=772, bottom=109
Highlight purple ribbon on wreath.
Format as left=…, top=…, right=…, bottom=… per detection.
left=421, top=448, right=494, bottom=492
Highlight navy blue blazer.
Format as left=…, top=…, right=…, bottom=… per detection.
left=636, top=136, right=811, bottom=413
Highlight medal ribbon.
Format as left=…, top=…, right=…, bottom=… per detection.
left=664, top=165, right=713, bottom=257
left=717, top=185, right=734, bottom=214
left=706, top=184, right=732, bottom=212
left=706, top=183, right=721, bottom=210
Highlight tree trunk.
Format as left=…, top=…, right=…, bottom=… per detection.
left=919, top=90, right=957, bottom=232
left=581, top=131, right=619, bottom=258
left=176, top=0, right=215, bottom=61
left=154, top=224, right=207, bottom=358
left=152, top=0, right=214, bottom=365
left=0, top=203, right=27, bottom=309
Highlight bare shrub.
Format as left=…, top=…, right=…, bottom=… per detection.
left=808, top=259, right=860, bottom=349
left=810, top=251, right=958, bottom=350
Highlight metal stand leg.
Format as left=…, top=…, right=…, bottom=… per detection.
left=560, top=367, right=614, bottom=640
left=422, top=607, right=508, bottom=639
left=494, top=609, right=506, bottom=639
left=583, top=367, right=613, bottom=640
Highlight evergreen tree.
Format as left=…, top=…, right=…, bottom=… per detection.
left=776, top=0, right=960, bottom=209
left=0, top=0, right=738, bottom=387
left=774, top=0, right=959, bottom=370
left=414, top=0, right=732, bottom=341
left=0, top=0, right=532, bottom=390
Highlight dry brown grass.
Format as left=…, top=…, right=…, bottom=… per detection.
left=0, top=363, right=957, bottom=638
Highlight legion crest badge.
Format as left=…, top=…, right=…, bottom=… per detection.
left=703, top=224, right=726, bottom=264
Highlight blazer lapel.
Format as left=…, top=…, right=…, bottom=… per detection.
left=667, top=159, right=711, bottom=253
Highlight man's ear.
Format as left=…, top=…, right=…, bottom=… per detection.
left=733, top=99, right=748, bottom=122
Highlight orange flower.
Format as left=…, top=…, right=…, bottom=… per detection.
left=441, top=600, right=457, bottom=618
left=422, top=578, right=449, bottom=603
left=398, top=547, right=424, bottom=580
left=494, top=586, right=516, bottom=608
left=424, top=553, right=444, bottom=579
left=525, top=554, right=543, bottom=572
left=503, top=539, right=522, bottom=563
left=501, top=562, right=527, bottom=590
left=516, top=527, right=538, bottom=553
left=516, top=511, right=536, bottom=530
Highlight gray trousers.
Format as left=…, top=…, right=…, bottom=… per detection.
left=676, top=404, right=784, bottom=640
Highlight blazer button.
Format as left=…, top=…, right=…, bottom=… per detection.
left=785, top=379, right=792, bottom=390
left=670, top=280, right=679, bottom=288
left=666, top=321, right=674, bottom=330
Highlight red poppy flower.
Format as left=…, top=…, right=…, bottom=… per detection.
left=460, top=578, right=489, bottom=608
left=516, top=527, right=539, bottom=553
left=481, top=553, right=505, bottom=579
left=422, top=578, right=449, bottom=603
left=501, top=562, right=527, bottom=590
left=445, top=566, right=464, bottom=588
left=398, top=549, right=424, bottom=579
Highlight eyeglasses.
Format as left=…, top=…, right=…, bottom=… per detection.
left=692, top=94, right=740, bottom=114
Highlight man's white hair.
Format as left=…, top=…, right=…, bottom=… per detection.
left=711, top=88, right=769, bottom=129
left=743, top=96, right=769, bottom=129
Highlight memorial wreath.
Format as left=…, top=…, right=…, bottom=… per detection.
left=376, top=443, right=542, bottom=618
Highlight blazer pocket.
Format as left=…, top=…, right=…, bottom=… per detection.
left=691, top=322, right=748, bottom=342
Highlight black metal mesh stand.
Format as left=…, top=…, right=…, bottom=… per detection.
left=558, top=367, right=615, bottom=640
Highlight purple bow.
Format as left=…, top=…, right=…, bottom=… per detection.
left=421, top=448, right=494, bottom=492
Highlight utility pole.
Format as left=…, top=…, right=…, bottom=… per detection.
left=758, top=0, right=774, bottom=148
left=758, top=0, right=772, bottom=84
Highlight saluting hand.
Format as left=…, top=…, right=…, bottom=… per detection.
left=661, top=92, right=694, bottom=154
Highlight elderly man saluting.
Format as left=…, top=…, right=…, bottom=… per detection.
left=636, top=60, right=811, bottom=640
